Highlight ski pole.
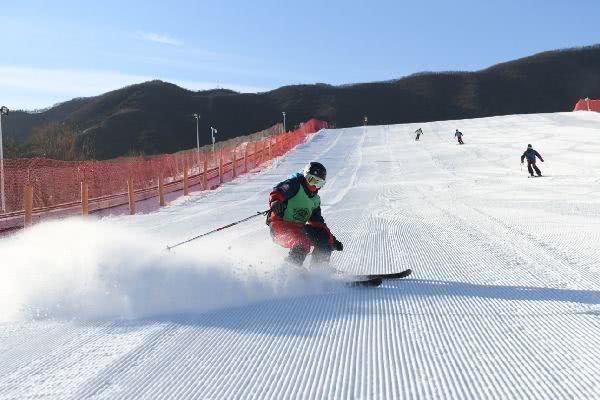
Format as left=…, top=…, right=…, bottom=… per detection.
left=166, top=210, right=269, bottom=251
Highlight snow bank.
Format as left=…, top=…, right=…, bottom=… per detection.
left=0, top=218, right=331, bottom=322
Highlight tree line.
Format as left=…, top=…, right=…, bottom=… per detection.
left=4, top=121, right=94, bottom=160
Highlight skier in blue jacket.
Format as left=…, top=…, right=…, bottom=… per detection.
left=520, top=144, right=544, bottom=177
left=454, top=129, right=464, bottom=144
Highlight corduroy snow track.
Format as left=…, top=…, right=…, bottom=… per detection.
left=2, top=112, right=600, bottom=399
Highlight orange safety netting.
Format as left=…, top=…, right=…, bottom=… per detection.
left=0, top=119, right=328, bottom=225
left=573, top=98, right=600, bottom=112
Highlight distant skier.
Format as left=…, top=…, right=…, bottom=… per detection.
left=267, top=162, right=343, bottom=267
left=454, top=129, right=464, bottom=145
left=521, top=144, right=544, bottom=177
left=415, top=128, right=423, bottom=141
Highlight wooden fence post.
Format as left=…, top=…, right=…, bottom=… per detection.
left=127, top=176, right=136, bottom=215
left=183, top=159, right=189, bottom=195
left=232, top=146, right=237, bottom=178
left=219, top=149, right=223, bottom=184
left=258, top=141, right=263, bottom=165
left=212, top=151, right=217, bottom=185
left=254, top=142, right=258, bottom=166
left=81, top=181, right=89, bottom=216
left=268, top=138, right=272, bottom=159
left=158, top=173, right=166, bottom=206
left=203, top=155, right=208, bottom=190
left=24, top=184, right=33, bottom=227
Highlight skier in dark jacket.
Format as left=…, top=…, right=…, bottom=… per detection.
left=521, top=144, right=544, bottom=177
left=454, top=129, right=464, bottom=144
left=415, top=128, right=423, bottom=141
left=267, top=162, right=343, bottom=266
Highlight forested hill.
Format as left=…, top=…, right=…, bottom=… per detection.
left=3, top=45, right=599, bottom=160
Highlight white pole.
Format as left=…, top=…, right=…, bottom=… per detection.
left=211, top=127, right=216, bottom=153
left=194, top=114, right=200, bottom=168
left=0, top=109, right=5, bottom=214
left=586, top=97, right=591, bottom=111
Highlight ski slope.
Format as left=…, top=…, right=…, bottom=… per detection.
left=2, top=112, right=600, bottom=399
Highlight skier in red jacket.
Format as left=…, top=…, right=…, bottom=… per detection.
left=267, top=162, right=343, bottom=266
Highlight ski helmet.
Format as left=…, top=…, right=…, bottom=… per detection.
left=303, top=162, right=327, bottom=189
left=527, top=144, right=532, bottom=149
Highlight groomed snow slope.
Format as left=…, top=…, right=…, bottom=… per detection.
left=2, top=112, right=600, bottom=399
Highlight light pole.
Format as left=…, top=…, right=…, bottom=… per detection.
left=282, top=111, right=286, bottom=133
left=0, top=106, right=8, bottom=214
left=210, top=127, right=217, bottom=153
left=193, top=113, right=200, bottom=167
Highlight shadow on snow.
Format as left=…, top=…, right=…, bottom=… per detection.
left=118, top=278, right=600, bottom=336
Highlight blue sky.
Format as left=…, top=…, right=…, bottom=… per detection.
left=1, top=0, right=599, bottom=110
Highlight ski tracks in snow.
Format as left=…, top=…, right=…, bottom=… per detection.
left=2, top=113, right=600, bottom=399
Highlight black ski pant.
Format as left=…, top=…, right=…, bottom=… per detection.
left=457, top=137, right=464, bottom=144
left=527, top=160, right=541, bottom=176
left=415, top=134, right=420, bottom=141
left=283, top=225, right=333, bottom=266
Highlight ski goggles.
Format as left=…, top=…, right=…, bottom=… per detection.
left=305, top=173, right=326, bottom=189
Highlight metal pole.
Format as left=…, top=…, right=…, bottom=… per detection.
left=211, top=127, right=217, bottom=153
left=166, top=210, right=269, bottom=250
left=282, top=112, right=286, bottom=133
left=194, top=114, right=200, bottom=168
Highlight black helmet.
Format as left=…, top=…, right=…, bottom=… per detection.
left=527, top=144, right=532, bottom=148
left=303, top=161, right=326, bottom=180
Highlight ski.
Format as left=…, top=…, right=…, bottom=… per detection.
left=366, top=269, right=413, bottom=280
left=348, top=269, right=412, bottom=288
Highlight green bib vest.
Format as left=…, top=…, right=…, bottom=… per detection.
left=283, top=186, right=320, bottom=224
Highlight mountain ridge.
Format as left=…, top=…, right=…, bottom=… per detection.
left=3, top=44, right=599, bottom=159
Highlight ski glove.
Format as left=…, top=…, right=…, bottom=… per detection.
left=333, top=239, right=343, bottom=251
left=270, top=200, right=286, bottom=217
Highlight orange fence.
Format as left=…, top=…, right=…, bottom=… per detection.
left=0, top=119, right=328, bottom=230
left=573, top=98, right=600, bottom=112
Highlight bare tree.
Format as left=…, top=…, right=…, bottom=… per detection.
left=29, top=121, right=94, bottom=160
